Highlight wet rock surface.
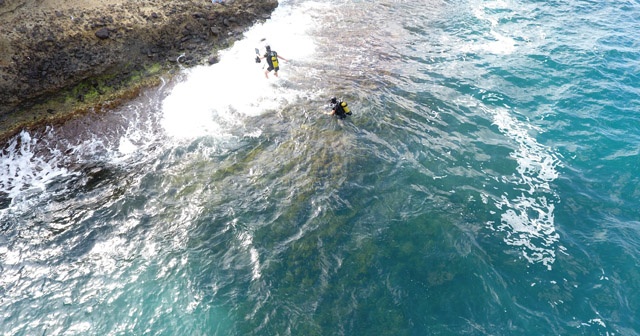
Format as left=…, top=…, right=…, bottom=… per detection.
left=0, top=0, right=278, bottom=142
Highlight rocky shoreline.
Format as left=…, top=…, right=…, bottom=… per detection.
left=0, top=0, right=278, bottom=143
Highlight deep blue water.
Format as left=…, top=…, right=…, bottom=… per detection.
left=2, top=0, right=640, bottom=334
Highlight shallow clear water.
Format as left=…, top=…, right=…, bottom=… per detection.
left=2, top=0, right=640, bottom=334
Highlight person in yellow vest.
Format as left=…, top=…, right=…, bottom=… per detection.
left=328, top=97, right=352, bottom=119
left=261, top=45, right=288, bottom=79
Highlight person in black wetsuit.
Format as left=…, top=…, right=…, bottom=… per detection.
left=261, top=45, right=288, bottom=79
left=328, top=97, right=352, bottom=119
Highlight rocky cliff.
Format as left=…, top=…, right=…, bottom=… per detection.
left=0, top=0, right=278, bottom=142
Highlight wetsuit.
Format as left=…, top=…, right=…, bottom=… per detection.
left=332, top=101, right=348, bottom=119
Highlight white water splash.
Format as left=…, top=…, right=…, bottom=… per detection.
left=160, top=2, right=319, bottom=140
left=0, top=130, right=69, bottom=212
left=0, top=97, right=164, bottom=217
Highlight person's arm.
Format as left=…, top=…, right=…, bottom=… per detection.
left=325, top=104, right=336, bottom=115
left=277, top=54, right=288, bottom=61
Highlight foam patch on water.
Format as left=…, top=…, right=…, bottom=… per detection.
left=486, top=105, right=562, bottom=269
left=460, top=0, right=520, bottom=55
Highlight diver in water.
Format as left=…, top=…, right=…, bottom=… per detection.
left=261, top=45, right=288, bottom=79
left=328, top=97, right=352, bottom=119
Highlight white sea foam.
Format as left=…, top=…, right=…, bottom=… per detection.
left=465, top=0, right=520, bottom=55
left=0, top=131, right=69, bottom=213
left=486, top=105, right=561, bottom=269
left=459, top=0, right=563, bottom=269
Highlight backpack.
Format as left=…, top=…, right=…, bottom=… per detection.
left=269, top=51, right=279, bottom=68
left=340, top=101, right=351, bottom=115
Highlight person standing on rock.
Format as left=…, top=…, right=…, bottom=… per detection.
left=261, top=45, right=288, bottom=79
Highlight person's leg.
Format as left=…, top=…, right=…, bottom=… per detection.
left=264, top=70, right=269, bottom=78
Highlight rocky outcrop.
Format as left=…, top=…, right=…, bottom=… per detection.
left=0, top=0, right=277, bottom=141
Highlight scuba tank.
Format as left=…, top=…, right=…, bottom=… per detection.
left=341, top=101, right=351, bottom=115
left=270, top=52, right=279, bottom=68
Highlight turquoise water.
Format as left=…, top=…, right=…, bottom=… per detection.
left=2, top=0, right=640, bottom=334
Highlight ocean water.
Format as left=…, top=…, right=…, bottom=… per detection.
left=1, top=0, right=640, bottom=334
